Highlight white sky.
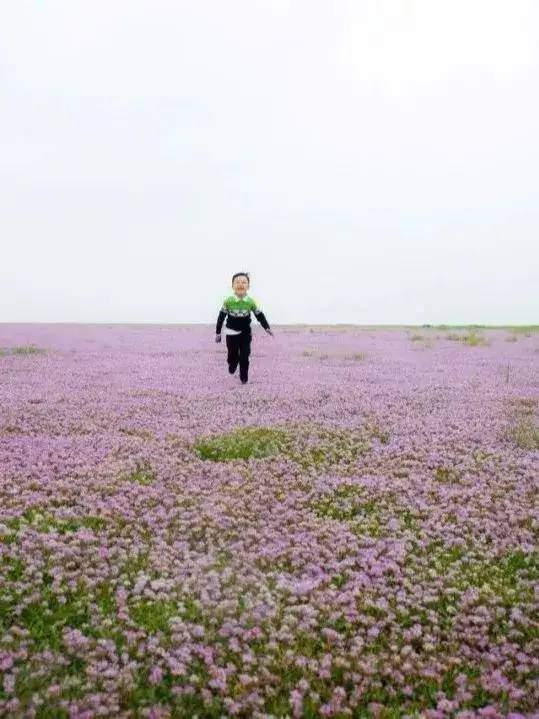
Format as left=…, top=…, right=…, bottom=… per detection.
left=1, top=0, right=538, bottom=325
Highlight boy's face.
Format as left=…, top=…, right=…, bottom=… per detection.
left=232, top=275, right=249, bottom=297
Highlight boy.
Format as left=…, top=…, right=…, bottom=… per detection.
left=215, top=272, right=273, bottom=384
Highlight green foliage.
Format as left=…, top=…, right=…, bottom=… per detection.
left=130, top=596, right=205, bottom=633
left=344, top=351, right=368, bottom=361
left=506, top=397, right=539, bottom=450
left=434, top=466, right=461, bottom=484
left=194, top=422, right=379, bottom=469
left=417, top=542, right=538, bottom=599
left=507, top=420, right=539, bottom=450
left=303, top=349, right=367, bottom=361
left=120, top=549, right=151, bottom=578
left=510, top=397, right=537, bottom=414
left=20, top=593, right=90, bottom=651
left=125, top=460, right=155, bottom=485
left=13, top=659, right=86, bottom=715
left=445, top=331, right=489, bottom=345
left=119, top=427, right=154, bottom=440
left=130, top=599, right=180, bottom=633
left=364, top=421, right=390, bottom=444
left=0, top=345, right=46, bottom=357
left=118, top=656, right=229, bottom=717
left=194, top=426, right=292, bottom=461
left=5, top=507, right=106, bottom=534
left=507, top=325, right=538, bottom=334
left=312, top=484, right=379, bottom=521
left=1, top=574, right=104, bottom=652
left=291, top=426, right=372, bottom=470
left=462, top=331, right=489, bottom=346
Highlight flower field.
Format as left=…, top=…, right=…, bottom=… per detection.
left=0, top=324, right=538, bottom=719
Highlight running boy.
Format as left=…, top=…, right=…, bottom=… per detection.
left=215, top=272, right=273, bottom=384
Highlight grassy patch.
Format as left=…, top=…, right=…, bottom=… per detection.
left=120, top=660, right=225, bottom=717
left=309, top=483, right=396, bottom=539
left=434, top=466, right=461, bottom=484
left=0, top=344, right=45, bottom=357
left=424, top=541, right=468, bottom=573
left=15, top=663, right=86, bottom=715
left=129, top=595, right=205, bottom=634
left=4, top=507, right=107, bottom=534
left=119, top=427, right=154, bottom=440
left=505, top=397, right=539, bottom=450
left=194, top=426, right=292, bottom=461
left=343, top=351, right=367, bottom=361
left=124, top=460, right=156, bottom=485
left=407, top=665, right=496, bottom=714
left=462, top=331, right=489, bottom=346
left=312, top=484, right=379, bottom=521
left=0, top=424, right=23, bottom=435
left=507, top=325, right=538, bottom=334
left=120, top=549, right=151, bottom=578
left=509, top=397, right=538, bottom=415
left=415, top=542, right=538, bottom=598
left=1, top=573, right=117, bottom=651
left=290, top=425, right=374, bottom=470
left=19, top=590, right=90, bottom=651
left=302, top=349, right=367, bottom=362
left=130, top=598, right=180, bottom=633
left=507, top=420, right=539, bottom=450
left=364, top=421, right=390, bottom=445
left=194, top=421, right=381, bottom=470
left=445, top=331, right=489, bottom=346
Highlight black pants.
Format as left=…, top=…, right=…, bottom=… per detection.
left=226, top=331, right=251, bottom=381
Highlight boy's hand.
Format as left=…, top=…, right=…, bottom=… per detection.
left=265, top=328, right=274, bottom=337
left=215, top=334, right=222, bottom=343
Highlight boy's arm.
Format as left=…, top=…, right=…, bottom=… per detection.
left=251, top=299, right=271, bottom=331
left=216, top=300, right=227, bottom=334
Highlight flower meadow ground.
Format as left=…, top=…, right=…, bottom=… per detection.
left=0, top=324, right=538, bottom=719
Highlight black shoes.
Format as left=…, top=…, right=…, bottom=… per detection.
left=228, top=365, right=248, bottom=384
left=228, top=362, right=247, bottom=382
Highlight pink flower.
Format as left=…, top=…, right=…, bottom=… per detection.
left=290, top=688, right=304, bottom=718
left=3, top=673, right=15, bottom=695
left=149, top=666, right=163, bottom=685
left=0, top=654, right=14, bottom=671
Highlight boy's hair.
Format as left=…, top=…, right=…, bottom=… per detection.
left=232, top=272, right=250, bottom=285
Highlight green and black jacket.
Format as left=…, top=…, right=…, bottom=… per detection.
left=216, top=294, right=270, bottom=335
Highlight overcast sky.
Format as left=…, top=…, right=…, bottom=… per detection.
left=1, top=0, right=538, bottom=325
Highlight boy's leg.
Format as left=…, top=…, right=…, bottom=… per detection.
left=238, top=332, right=252, bottom=382
left=226, top=335, right=240, bottom=374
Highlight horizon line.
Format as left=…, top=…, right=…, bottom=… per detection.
left=0, top=322, right=537, bottom=329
